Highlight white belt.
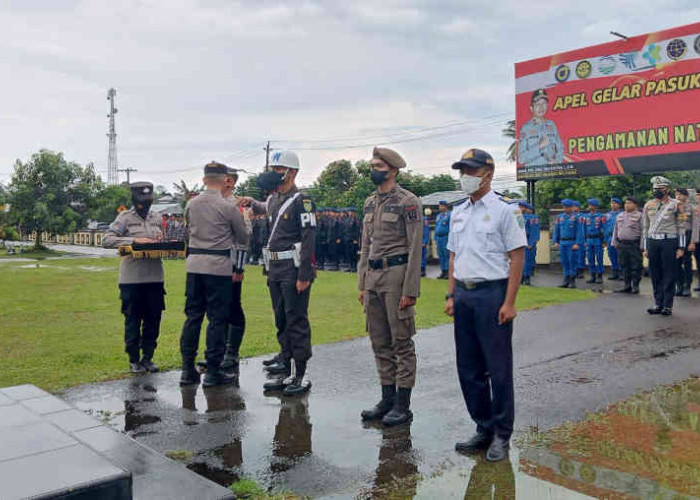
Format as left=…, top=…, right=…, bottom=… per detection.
left=263, top=248, right=295, bottom=261
left=648, top=234, right=677, bottom=240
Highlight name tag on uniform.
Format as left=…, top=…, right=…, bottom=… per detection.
left=483, top=215, right=490, bottom=222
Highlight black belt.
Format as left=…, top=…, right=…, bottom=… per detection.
left=560, top=237, right=575, bottom=241
left=455, top=279, right=508, bottom=291
left=187, top=247, right=230, bottom=257
left=368, top=254, right=409, bottom=270
left=618, top=238, right=641, bottom=243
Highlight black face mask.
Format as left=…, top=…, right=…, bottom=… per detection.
left=653, top=189, right=666, bottom=199
left=257, top=170, right=285, bottom=191
left=370, top=169, right=390, bottom=186
left=131, top=193, right=153, bottom=218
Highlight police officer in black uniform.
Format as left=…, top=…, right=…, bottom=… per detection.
left=244, top=150, right=316, bottom=396
left=344, top=207, right=361, bottom=272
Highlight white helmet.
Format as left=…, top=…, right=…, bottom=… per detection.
left=269, top=150, right=300, bottom=170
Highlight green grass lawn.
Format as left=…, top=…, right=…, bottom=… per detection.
left=0, top=258, right=594, bottom=391
left=0, top=247, right=67, bottom=259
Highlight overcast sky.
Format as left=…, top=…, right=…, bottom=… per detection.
left=1, top=1, right=697, bottom=191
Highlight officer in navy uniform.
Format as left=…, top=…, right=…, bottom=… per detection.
left=103, top=182, right=166, bottom=373
left=434, top=201, right=451, bottom=280
left=572, top=200, right=586, bottom=278
left=315, top=207, right=327, bottom=270
left=552, top=199, right=582, bottom=288
left=580, top=198, right=605, bottom=284
left=518, top=201, right=539, bottom=286
left=345, top=207, right=361, bottom=272
left=245, top=151, right=316, bottom=395
left=445, top=148, right=527, bottom=462
left=180, top=162, right=250, bottom=387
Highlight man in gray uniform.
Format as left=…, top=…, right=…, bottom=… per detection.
left=244, top=151, right=316, bottom=396
left=103, top=182, right=165, bottom=373
left=180, top=162, right=249, bottom=387
left=674, top=188, right=694, bottom=297
left=358, top=147, right=423, bottom=427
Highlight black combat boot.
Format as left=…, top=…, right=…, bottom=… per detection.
left=675, top=283, right=683, bottom=297
left=265, top=360, right=291, bottom=375
left=631, top=280, right=640, bottom=294
left=264, top=362, right=293, bottom=391
left=140, top=357, right=159, bottom=372
left=262, top=353, right=281, bottom=367
left=361, top=385, right=396, bottom=422
left=523, top=276, right=531, bottom=286
left=586, top=273, right=596, bottom=284
left=615, top=280, right=632, bottom=293
left=203, top=368, right=236, bottom=387
left=681, top=283, right=691, bottom=297
left=568, top=277, right=577, bottom=289
left=180, top=360, right=200, bottom=386
left=283, top=360, right=311, bottom=396
left=382, top=387, right=413, bottom=427
left=559, top=276, right=570, bottom=288
left=595, top=273, right=603, bottom=284
left=608, top=271, right=620, bottom=280
left=647, top=306, right=663, bottom=315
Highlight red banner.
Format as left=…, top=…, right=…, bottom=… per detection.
left=515, top=22, right=700, bottom=180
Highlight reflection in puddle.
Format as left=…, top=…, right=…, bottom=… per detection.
left=270, top=395, right=312, bottom=475
left=518, top=377, right=700, bottom=498
left=465, top=456, right=515, bottom=499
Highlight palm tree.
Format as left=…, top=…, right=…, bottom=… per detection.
left=172, top=180, right=201, bottom=208
left=502, top=120, right=516, bottom=163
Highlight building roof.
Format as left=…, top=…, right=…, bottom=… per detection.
left=420, top=190, right=468, bottom=207
left=150, top=203, right=183, bottom=215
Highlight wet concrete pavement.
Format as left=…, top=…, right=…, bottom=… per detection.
left=60, top=271, right=700, bottom=498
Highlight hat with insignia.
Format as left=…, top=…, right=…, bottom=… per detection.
left=438, top=200, right=448, bottom=206
left=572, top=200, right=581, bottom=207
left=204, top=161, right=228, bottom=176
left=373, top=147, right=406, bottom=169
left=587, top=198, right=600, bottom=207
left=130, top=181, right=153, bottom=196
left=452, top=148, right=495, bottom=170
left=611, top=197, right=622, bottom=205
left=531, top=88, right=548, bottom=104
left=651, top=176, right=671, bottom=188
left=625, top=196, right=639, bottom=205
left=518, top=200, right=534, bottom=211
left=676, top=187, right=689, bottom=196
left=561, top=199, right=574, bottom=207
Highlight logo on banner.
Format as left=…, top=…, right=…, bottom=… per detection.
left=575, top=60, right=592, bottom=79
left=666, top=38, right=687, bottom=60
left=555, top=64, right=571, bottom=82
left=695, top=35, right=700, bottom=55
left=598, top=55, right=617, bottom=75
left=642, top=44, right=662, bottom=66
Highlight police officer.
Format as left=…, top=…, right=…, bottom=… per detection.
left=517, top=89, right=565, bottom=166
left=444, top=148, right=527, bottom=462
left=674, top=188, right=694, bottom=297
left=334, top=209, right=346, bottom=270
left=605, top=197, right=622, bottom=280
left=581, top=198, right=605, bottom=284
left=358, top=146, right=422, bottom=427
left=643, top=176, right=685, bottom=316
left=434, top=201, right=451, bottom=280
left=518, top=201, right=539, bottom=286
left=180, top=162, right=249, bottom=387
left=315, top=207, right=327, bottom=270
left=246, top=151, right=316, bottom=396
left=345, top=207, right=361, bottom=272
left=572, top=200, right=586, bottom=278
left=421, top=210, right=430, bottom=277
left=325, top=208, right=338, bottom=271
left=611, top=197, right=643, bottom=294
left=552, top=199, right=582, bottom=288
left=103, top=182, right=166, bottom=373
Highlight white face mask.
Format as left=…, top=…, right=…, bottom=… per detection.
left=460, top=174, right=483, bottom=195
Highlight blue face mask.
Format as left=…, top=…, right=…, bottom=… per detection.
left=257, top=170, right=285, bottom=191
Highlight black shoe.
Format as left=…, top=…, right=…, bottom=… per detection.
left=523, top=276, right=531, bottom=286
left=486, top=436, right=510, bottom=462
left=180, top=362, right=200, bottom=386
left=559, top=276, right=570, bottom=288
left=130, top=362, right=145, bottom=374
left=681, top=284, right=691, bottom=297
left=614, top=285, right=632, bottom=293
left=262, top=354, right=281, bottom=367
left=203, top=369, right=236, bottom=387
left=631, top=282, right=640, bottom=294
left=140, top=359, right=159, bottom=372
left=694, top=285, right=700, bottom=292
left=264, top=374, right=294, bottom=391
left=265, top=361, right=291, bottom=375
left=595, top=273, right=603, bottom=284
left=220, top=354, right=238, bottom=373
left=661, top=307, right=673, bottom=316
left=282, top=375, right=311, bottom=396
left=586, top=274, right=596, bottom=284
left=382, top=387, right=413, bottom=427
left=577, top=272, right=584, bottom=279
left=455, top=432, right=493, bottom=453
left=420, top=268, right=426, bottom=277
left=608, top=272, right=620, bottom=281
left=361, top=385, right=396, bottom=422
left=568, top=277, right=577, bottom=289
left=196, top=360, right=208, bottom=372
left=647, top=306, right=663, bottom=315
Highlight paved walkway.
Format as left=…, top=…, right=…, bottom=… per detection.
left=61, top=275, right=700, bottom=498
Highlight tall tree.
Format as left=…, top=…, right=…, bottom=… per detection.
left=172, top=180, right=202, bottom=208
left=503, top=119, right=517, bottom=163
left=8, top=150, right=102, bottom=246
left=91, top=185, right=131, bottom=223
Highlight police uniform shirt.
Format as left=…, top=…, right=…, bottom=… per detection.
left=517, top=118, right=565, bottom=166
left=357, top=186, right=423, bottom=297
left=693, top=205, right=700, bottom=243
left=252, top=187, right=316, bottom=282
left=103, top=208, right=164, bottom=284
left=447, top=190, right=527, bottom=282
left=185, top=189, right=250, bottom=276
left=224, top=193, right=251, bottom=252
left=642, top=198, right=684, bottom=249
left=435, top=211, right=450, bottom=237
left=678, top=200, right=693, bottom=232
left=611, top=210, right=643, bottom=247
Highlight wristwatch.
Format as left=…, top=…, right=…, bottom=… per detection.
left=445, top=293, right=454, bottom=300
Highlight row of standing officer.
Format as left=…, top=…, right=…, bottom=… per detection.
left=315, top=208, right=361, bottom=272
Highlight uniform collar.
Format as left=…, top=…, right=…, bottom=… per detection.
left=202, top=189, right=222, bottom=196
left=466, top=190, right=498, bottom=208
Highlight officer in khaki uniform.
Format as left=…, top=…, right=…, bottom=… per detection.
left=180, top=162, right=249, bottom=387
left=103, top=182, right=165, bottom=374
left=358, top=146, right=423, bottom=427
left=643, top=176, right=685, bottom=316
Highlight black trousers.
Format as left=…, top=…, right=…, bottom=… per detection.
left=180, top=273, right=232, bottom=368
left=268, top=261, right=312, bottom=363
left=695, top=245, right=700, bottom=284
left=677, top=230, right=693, bottom=287
left=119, top=283, right=165, bottom=362
left=454, top=280, right=514, bottom=440
left=347, top=243, right=359, bottom=271
left=227, top=281, right=245, bottom=357
left=647, top=238, right=679, bottom=309
left=617, top=239, right=642, bottom=284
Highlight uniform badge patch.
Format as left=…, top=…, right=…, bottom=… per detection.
left=283, top=213, right=289, bottom=220
left=405, top=205, right=418, bottom=220
left=515, top=210, right=525, bottom=229
left=303, top=199, right=313, bottom=212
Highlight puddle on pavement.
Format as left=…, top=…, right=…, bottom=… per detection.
left=65, top=372, right=700, bottom=498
